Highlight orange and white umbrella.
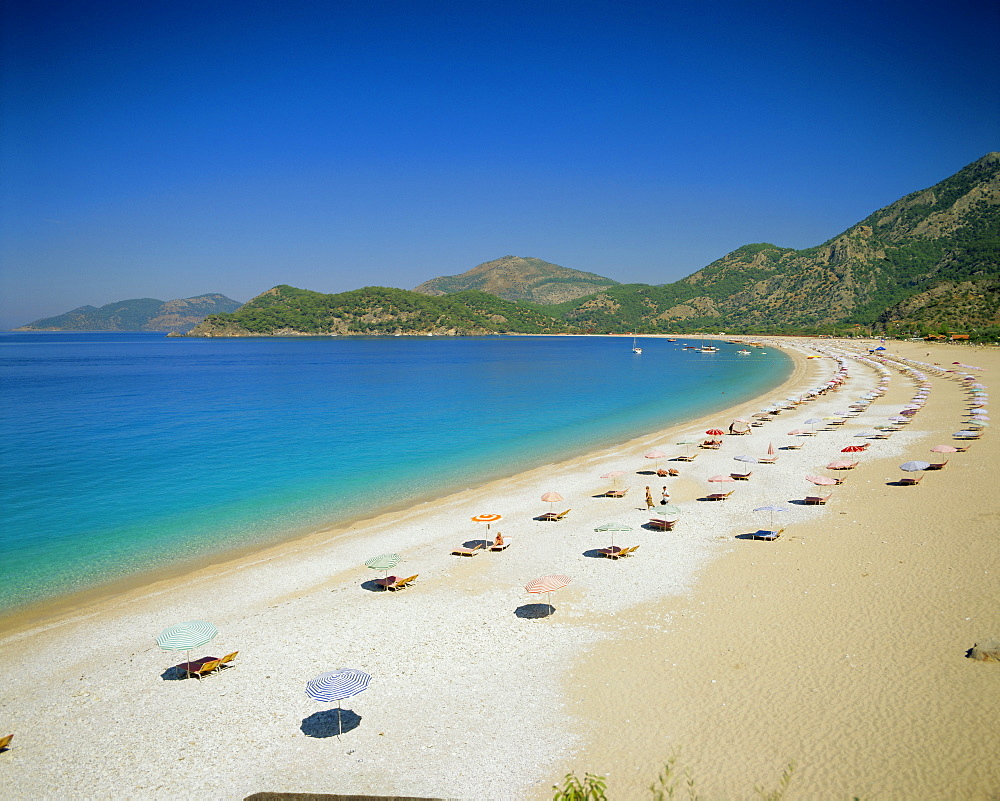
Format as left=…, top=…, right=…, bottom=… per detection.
left=471, top=514, right=502, bottom=539
left=525, top=575, right=571, bottom=617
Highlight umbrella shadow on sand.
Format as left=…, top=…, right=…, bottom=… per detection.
left=360, top=579, right=390, bottom=593
left=160, top=665, right=191, bottom=681
left=515, top=603, right=555, bottom=619
left=301, top=708, right=362, bottom=738
left=582, top=548, right=610, bottom=558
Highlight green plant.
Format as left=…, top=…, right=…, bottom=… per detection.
left=553, top=771, right=608, bottom=800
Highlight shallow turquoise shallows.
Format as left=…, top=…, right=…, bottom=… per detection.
left=0, top=333, right=791, bottom=613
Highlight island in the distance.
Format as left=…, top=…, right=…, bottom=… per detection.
left=15, top=294, right=242, bottom=334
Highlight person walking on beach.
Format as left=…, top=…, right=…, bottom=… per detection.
left=645, top=486, right=655, bottom=510
left=661, top=486, right=670, bottom=504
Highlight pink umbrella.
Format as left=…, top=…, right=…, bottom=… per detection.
left=788, top=429, right=808, bottom=435
left=767, top=442, right=776, bottom=456
left=540, top=491, right=563, bottom=513
left=601, top=470, right=625, bottom=488
left=930, top=445, right=960, bottom=453
left=644, top=449, right=666, bottom=469
left=524, top=575, right=571, bottom=617
left=806, top=475, right=838, bottom=486
left=707, top=474, right=737, bottom=482
left=826, top=460, right=855, bottom=469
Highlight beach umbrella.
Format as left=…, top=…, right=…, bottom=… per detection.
left=644, top=449, right=666, bottom=469
left=753, top=505, right=788, bottom=534
left=659, top=503, right=682, bottom=517
left=540, top=491, right=563, bottom=513
left=471, top=513, right=502, bottom=544
left=365, top=553, right=402, bottom=579
left=855, top=431, right=878, bottom=438
left=305, top=668, right=371, bottom=736
left=595, top=521, right=632, bottom=549
left=767, top=442, right=776, bottom=456
left=841, top=445, right=866, bottom=453
left=734, top=455, right=759, bottom=464
left=156, top=620, right=218, bottom=669
left=676, top=440, right=697, bottom=455
left=788, top=429, right=808, bottom=436
left=930, top=445, right=959, bottom=453
left=706, top=429, right=725, bottom=436
left=826, top=460, right=855, bottom=469
left=900, top=461, right=930, bottom=475
left=525, top=575, right=571, bottom=616
left=806, top=475, right=838, bottom=486
left=707, top=474, right=736, bottom=482
left=601, top=470, right=626, bottom=488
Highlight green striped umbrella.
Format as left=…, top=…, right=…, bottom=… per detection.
left=156, top=620, right=218, bottom=668
left=595, top=521, right=632, bottom=550
left=365, top=553, right=402, bottom=579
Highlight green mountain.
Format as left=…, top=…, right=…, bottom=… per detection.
left=187, top=285, right=574, bottom=336
left=557, top=152, right=1000, bottom=334
left=16, top=294, right=242, bottom=333
left=414, top=255, right=617, bottom=304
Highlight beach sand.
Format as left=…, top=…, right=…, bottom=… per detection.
left=0, top=338, right=996, bottom=799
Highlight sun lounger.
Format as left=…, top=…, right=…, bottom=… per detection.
left=537, top=509, right=571, bottom=521
left=598, top=545, right=624, bottom=559
left=757, top=456, right=778, bottom=464
left=706, top=490, right=734, bottom=501
left=603, top=488, right=629, bottom=498
left=783, top=443, right=803, bottom=450
left=750, top=528, right=784, bottom=541
left=374, top=575, right=398, bottom=589
left=804, top=495, right=831, bottom=505
left=217, top=651, right=239, bottom=669
left=672, top=453, right=697, bottom=461
left=451, top=543, right=484, bottom=556
left=700, top=441, right=721, bottom=449
left=388, top=574, right=418, bottom=590
left=489, top=539, right=511, bottom=551
left=619, top=545, right=639, bottom=557
left=898, top=475, right=924, bottom=486
left=648, top=518, right=678, bottom=531
left=926, top=461, right=948, bottom=470
left=182, top=657, right=222, bottom=680
left=730, top=472, right=752, bottom=480
left=0, top=734, right=12, bottom=752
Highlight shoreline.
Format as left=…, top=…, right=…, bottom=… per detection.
left=0, top=334, right=796, bottom=637
left=3, top=337, right=994, bottom=799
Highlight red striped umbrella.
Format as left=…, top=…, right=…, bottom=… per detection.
left=471, top=514, right=502, bottom=538
left=841, top=445, right=866, bottom=453
left=706, top=429, right=725, bottom=436
left=525, top=575, right=571, bottom=617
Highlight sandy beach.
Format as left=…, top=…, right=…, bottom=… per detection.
left=1, top=337, right=997, bottom=800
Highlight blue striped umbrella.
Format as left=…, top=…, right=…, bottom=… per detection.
left=156, top=620, right=218, bottom=668
left=306, top=669, right=372, bottom=736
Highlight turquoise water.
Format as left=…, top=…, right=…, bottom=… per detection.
left=0, top=333, right=791, bottom=613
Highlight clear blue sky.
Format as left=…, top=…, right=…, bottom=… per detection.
left=2, top=0, right=997, bottom=328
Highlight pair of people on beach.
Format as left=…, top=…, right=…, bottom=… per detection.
left=645, top=486, right=669, bottom=510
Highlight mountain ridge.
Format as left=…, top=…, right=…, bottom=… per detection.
left=16, top=294, right=242, bottom=333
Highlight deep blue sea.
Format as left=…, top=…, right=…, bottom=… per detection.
left=0, top=333, right=791, bottom=614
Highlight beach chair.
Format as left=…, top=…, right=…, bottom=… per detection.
left=750, top=528, right=784, bottom=541
left=184, top=658, right=222, bottom=680
left=451, top=543, right=483, bottom=556
left=620, top=545, right=640, bottom=557
left=0, top=734, right=12, bottom=752
left=926, top=461, right=948, bottom=470
left=648, top=518, right=677, bottom=531
left=706, top=490, right=734, bottom=501
left=537, top=509, right=570, bottom=521
left=804, top=495, right=831, bottom=505
left=757, top=456, right=778, bottom=464
left=489, top=538, right=511, bottom=551
left=672, top=453, right=697, bottom=461
left=217, top=651, right=239, bottom=670
left=389, top=574, right=418, bottom=590
left=598, top=546, right=624, bottom=559
left=730, top=472, right=752, bottom=481
left=603, top=488, right=629, bottom=498
left=374, top=575, right=398, bottom=590
left=700, top=441, right=721, bottom=449
left=783, top=443, right=803, bottom=450
left=898, top=475, right=924, bottom=486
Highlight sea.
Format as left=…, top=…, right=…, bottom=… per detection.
left=0, top=333, right=791, bottom=615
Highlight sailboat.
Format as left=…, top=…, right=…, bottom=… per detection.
left=632, top=335, right=642, bottom=354
left=699, top=337, right=719, bottom=353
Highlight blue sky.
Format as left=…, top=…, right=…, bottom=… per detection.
left=2, top=0, right=997, bottom=328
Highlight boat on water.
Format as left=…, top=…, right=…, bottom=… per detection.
left=632, top=335, right=642, bottom=354
left=736, top=349, right=752, bottom=355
